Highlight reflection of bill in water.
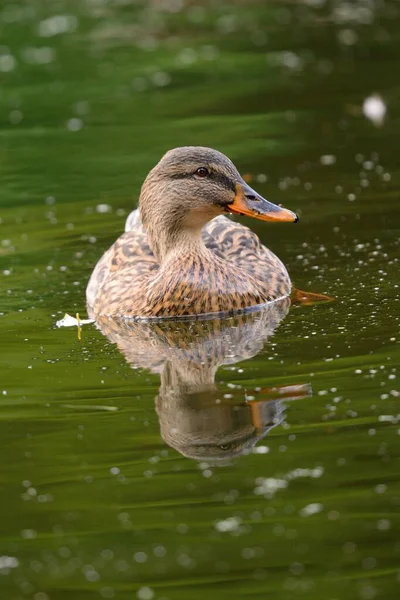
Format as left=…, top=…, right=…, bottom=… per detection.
left=92, top=297, right=312, bottom=462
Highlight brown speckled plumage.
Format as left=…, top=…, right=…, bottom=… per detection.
left=87, top=147, right=297, bottom=319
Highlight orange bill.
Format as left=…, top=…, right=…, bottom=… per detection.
left=226, top=182, right=298, bottom=223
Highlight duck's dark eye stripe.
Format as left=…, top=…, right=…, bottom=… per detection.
left=212, top=172, right=236, bottom=192
left=169, top=171, right=235, bottom=192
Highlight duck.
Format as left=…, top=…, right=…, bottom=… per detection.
left=86, top=146, right=298, bottom=319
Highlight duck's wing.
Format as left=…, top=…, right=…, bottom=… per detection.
left=202, top=215, right=289, bottom=286
left=124, top=211, right=284, bottom=276
left=86, top=209, right=157, bottom=311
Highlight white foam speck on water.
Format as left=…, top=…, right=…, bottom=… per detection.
left=363, top=94, right=386, bottom=126
left=214, top=516, right=242, bottom=533
left=137, top=587, right=154, bottom=600
left=299, top=502, right=324, bottom=517
left=320, top=154, right=336, bottom=166
left=254, top=467, right=324, bottom=498
left=0, top=556, right=19, bottom=572
left=0, top=53, right=16, bottom=72
left=38, top=15, right=78, bottom=37
left=96, top=203, right=112, bottom=214
left=252, top=446, right=269, bottom=454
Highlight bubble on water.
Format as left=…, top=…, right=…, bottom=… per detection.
left=154, top=545, right=166, bottom=558
left=101, top=549, right=114, bottom=561
left=177, top=48, right=197, bottom=65
left=67, top=117, right=83, bottom=131
left=38, top=15, right=78, bottom=37
left=201, top=45, right=219, bottom=61
left=22, top=47, right=56, bottom=64
left=34, top=594, right=49, bottom=600
left=363, top=94, right=386, bottom=126
left=217, top=14, right=237, bottom=33
left=0, top=556, right=19, bottom=572
left=134, top=552, right=147, bottom=563
left=21, top=529, right=37, bottom=539
left=132, top=77, right=147, bottom=92
left=84, top=567, right=100, bottom=582
left=176, top=523, right=188, bottom=534
left=254, top=477, right=287, bottom=498
left=299, top=503, right=323, bottom=517
left=9, top=110, right=23, bottom=124
left=377, top=519, right=391, bottom=531
left=338, top=28, right=358, bottom=46
left=151, top=71, right=171, bottom=87
left=374, top=484, right=387, bottom=494
left=96, top=203, right=112, bottom=214
left=342, top=541, right=356, bottom=554
left=214, top=516, right=242, bottom=533
left=282, top=51, right=303, bottom=70
left=241, top=547, right=255, bottom=560
left=252, top=446, right=269, bottom=454
left=0, top=53, right=16, bottom=72
left=137, top=587, right=154, bottom=600
left=320, top=155, right=336, bottom=166
left=359, top=585, right=377, bottom=600
left=378, top=414, right=398, bottom=423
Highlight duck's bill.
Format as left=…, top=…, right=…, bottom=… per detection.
left=226, top=182, right=298, bottom=223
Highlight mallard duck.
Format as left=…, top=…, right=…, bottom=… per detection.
left=86, top=146, right=298, bottom=318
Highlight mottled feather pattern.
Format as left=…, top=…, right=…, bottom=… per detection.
left=94, top=297, right=290, bottom=374
left=87, top=210, right=291, bottom=319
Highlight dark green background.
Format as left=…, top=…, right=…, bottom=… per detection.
left=0, top=1, right=399, bottom=599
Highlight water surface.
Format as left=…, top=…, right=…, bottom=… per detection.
left=1, top=2, right=399, bottom=599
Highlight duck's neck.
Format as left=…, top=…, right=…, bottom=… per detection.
left=143, top=210, right=209, bottom=264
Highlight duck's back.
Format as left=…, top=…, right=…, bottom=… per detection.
left=86, top=210, right=290, bottom=317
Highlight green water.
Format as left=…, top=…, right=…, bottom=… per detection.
left=1, top=1, right=399, bottom=599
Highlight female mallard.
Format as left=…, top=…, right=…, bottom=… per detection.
left=86, top=146, right=298, bottom=319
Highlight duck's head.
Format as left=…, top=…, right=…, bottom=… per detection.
left=140, top=146, right=298, bottom=259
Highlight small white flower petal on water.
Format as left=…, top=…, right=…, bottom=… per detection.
left=362, top=94, right=386, bottom=126
left=56, top=313, right=94, bottom=328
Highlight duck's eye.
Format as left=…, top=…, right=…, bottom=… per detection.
left=195, top=167, right=209, bottom=178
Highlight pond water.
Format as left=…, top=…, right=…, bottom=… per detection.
left=1, top=1, right=399, bottom=599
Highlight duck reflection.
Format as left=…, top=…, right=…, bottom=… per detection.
left=94, top=298, right=311, bottom=461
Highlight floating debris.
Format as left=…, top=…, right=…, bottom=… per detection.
left=56, top=313, right=94, bottom=328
